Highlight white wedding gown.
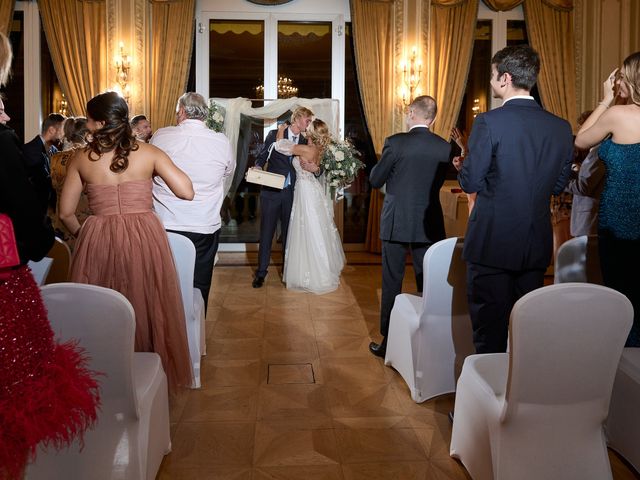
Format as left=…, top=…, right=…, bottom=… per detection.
left=275, top=139, right=345, bottom=294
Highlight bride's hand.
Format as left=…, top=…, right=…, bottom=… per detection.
left=276, top=121, right=289, bottom=140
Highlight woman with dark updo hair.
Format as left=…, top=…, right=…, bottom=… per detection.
left=60, top=91, right=195, bottom=389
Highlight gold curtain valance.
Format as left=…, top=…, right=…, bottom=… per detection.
left=431, top=0, right=467, bottom=6
left=482, top=0, right=572, bottom=11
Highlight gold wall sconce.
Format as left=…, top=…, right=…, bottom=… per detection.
left=401, top=47, right=422, bottom=106
left=115, top=42, right=131, bottom=101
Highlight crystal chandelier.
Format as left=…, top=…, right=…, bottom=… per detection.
left=255, top=76, right=299, bottom=99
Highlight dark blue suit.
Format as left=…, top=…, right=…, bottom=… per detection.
left=255, top=127, right=306, bottom=278
left=459, top=98, right=573, bottom=353
left=370, top=126, right=451, bottom=338
left=22, top=135, right=56, bottom=216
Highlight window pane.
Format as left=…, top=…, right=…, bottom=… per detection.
left=209, top=20, right=264, bottom=98
left=277, top=22, right=331, bottom=99
left=5, top=11, right=25, bottom=142
left=343, top=23, right=375, bottom=243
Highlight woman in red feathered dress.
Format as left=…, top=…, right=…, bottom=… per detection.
left=0, top=32, right=100, bottom=480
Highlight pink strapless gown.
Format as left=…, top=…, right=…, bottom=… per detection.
left=70, top=179, right=192, bottom=390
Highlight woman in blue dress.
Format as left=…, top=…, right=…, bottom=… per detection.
left=575, top=52, right=640, bottom=347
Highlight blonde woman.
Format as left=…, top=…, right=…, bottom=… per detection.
left=274, top=119, right=345, bottom=294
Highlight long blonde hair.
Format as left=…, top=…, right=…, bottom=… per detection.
left=0, top=32, right=12, bottom=87
left=305, top=119, right=332, bottom=157
left=621, top=51, right=640, bottom=107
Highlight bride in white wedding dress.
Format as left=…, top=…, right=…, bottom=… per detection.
left=274, top=119, right=345, bottom=294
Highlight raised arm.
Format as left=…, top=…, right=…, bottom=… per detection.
left=575, top=69, right=617, bottom=149
left=59, top=153, right=84, bottom=236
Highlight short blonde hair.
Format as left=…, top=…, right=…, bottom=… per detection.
left=0, top=32, right=12, bottom=87
left=291, top=106, right=313, bottom=123
left=621, top=51, right=640, bottom=107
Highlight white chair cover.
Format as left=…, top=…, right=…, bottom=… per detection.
left=554, top=235, right=602, bottom=285
left=166, top=232, right=206, bottom=388
left=606, top=348, right=640, bottom=472
left=385, top=237, right=474, bottom=402
left=26, top=283, right=170, bottom=480
left=450, top=283, right=633, bottom=480
left=27, top=257, right=53, bottom=285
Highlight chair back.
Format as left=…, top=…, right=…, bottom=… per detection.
left=28, top=257, right=53, bottom=285
left=44, top=237, right=71, bottom=284
left=419, top=237, right=474, bottom=375
left=40, top=283, right=139, bottom=418
left=166, top=232, right=196, bottom=320
left=504, top=283, right=633, bottom=419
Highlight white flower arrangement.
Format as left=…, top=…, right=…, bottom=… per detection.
left=320, top=139, right=364, bottom=200
left=206, top=100, right=225, bottom=132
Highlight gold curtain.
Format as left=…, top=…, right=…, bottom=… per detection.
left=149, top=0, right=195, bottom=130
left=482, top=0, right=522, bottom=10
left=426, top=0, right=479, bottom=139
left=351, top=0, right=397, bottom=253
left=38, top=0, right=106, bottom=116
left=524, top=0, right=577, bottom=129
left=0, top=0, right=14, bottom=36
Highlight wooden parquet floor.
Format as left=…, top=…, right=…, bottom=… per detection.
left=158, top=257, right=639, bottom=480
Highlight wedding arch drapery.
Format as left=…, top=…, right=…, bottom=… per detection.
left=209, top=97, right=339, bottom=196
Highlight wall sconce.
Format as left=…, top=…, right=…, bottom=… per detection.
left=57, top=93, right=68, bottom=117
left=114, top=42, right=131, bottom=101
left=401, top=47, right=422, bottom=106
left=472, top=98, right=481, bottom=118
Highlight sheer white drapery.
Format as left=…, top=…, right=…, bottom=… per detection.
left=209, top=97, right=339, bottom=195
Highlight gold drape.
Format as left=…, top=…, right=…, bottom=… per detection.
left=38, top=0, right=106, bottom=116
left=426, top=0, right=479, bottom=139
left=149, top=0, right=195, bottom=130
left=524, top=0, right=577, bottom=129
left=351, top=0, right=397, bottom=253
left=0, top=0, right=14, bottom=36
left=483, top=0, right=572, bottom=12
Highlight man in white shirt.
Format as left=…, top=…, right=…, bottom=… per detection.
left=152, top=92, right=233, bottom=309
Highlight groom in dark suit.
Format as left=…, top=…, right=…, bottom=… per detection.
left=369, top=96, right=452, bottom=357
left=252, top=106, right=314, bottom=288
left=454, top=45, right=573, bottom=354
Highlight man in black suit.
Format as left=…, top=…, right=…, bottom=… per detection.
left=454, top=45, right=573, bottom=354
left=369, top=96, right=452, bottom=357
left=23, top=113, right=65, bottom=216
left=252, top=106, right=314, bottom=288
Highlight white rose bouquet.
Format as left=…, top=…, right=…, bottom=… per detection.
left=320, top=139, right=364, bottom=201
left=206, top=100, right=225, bottom=132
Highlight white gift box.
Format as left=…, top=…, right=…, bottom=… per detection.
left=245, top=168, right=286, bottom=189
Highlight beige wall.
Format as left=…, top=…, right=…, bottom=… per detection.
left=576, top=0, right=640, bottom=116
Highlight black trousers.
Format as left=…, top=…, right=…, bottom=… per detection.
left=256, top=186, right=294, bottom=278
left=167, top=229, right=220, bottom=313
left=599, top=231, right=640, bottom=347
left=380, top=240, right=430, bottom=338
left=466, top=262, right=545, bottom=354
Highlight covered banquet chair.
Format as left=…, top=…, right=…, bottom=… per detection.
left=384, top=236, right=474, bottom=403
left=606, top=348, right=640, bottom=472
left=167, top=231, right=206, bottom=388
left=449, top=283, right=633, bottom=480
left=26, top=283, right=171, bottom=480
left=554, top=234, right=602, bottom=284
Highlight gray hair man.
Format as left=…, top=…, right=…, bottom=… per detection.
left=151, top=92, right=233, bottom=309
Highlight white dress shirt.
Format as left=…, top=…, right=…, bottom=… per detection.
left=151, top=119, right=233, bottom=234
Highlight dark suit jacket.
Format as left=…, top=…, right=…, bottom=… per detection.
left=458, top=98, right=574, bottom=271
left=370, top=127, right=452, bottom=243
left=255, top=127, right=306, bottom=193
left=0, top=125, right=54, bottom=264
left=23, top=135, right=55, bottom=213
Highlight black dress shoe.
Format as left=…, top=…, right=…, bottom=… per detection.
left=369, top=341, right=386, bottom=358
left=252, top=275, right=265, bottom=288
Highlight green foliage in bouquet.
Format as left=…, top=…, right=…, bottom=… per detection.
left=320, top=139, right=364, bottom=199
left=206, top=100, right=225, bottom=132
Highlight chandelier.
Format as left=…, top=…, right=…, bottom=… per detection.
left=255, top=76, right=299, bottom=99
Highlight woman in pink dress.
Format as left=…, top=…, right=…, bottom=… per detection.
left=60, top=91, right=195, bottom=390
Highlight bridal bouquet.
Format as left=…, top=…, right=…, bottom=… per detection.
left=206, top=100, right=225, bottom=132
left=321, top=139, right=364, bottom=201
